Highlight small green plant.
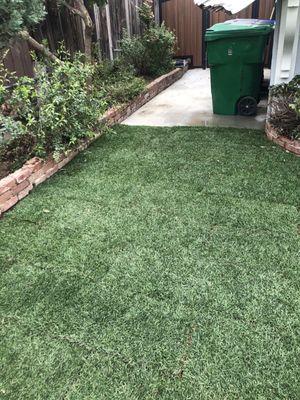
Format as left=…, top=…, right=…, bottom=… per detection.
left=120, top=2, right=175, bottom=77
left=1, top=54, right=107, bottom=163
left=0, top=0, right=45, bottom=51
left=0, top=116, right=34, bottom=176
left=0, top=53, right=146, bottom=177
left=119, top=34, right=146, bottom=75
left=0, top=59, right=13, bottom=106
left=138, top=0, right=155, bottom=29
left=143, top=24, right=176, bottom=77
left=269, top=76, right=300, bottom=139
left=0, top=63, right=35, bottom=176
left=120, top=24, right=175, bottom=78
left=93, top=60, right=146, bottom=106
left=0, top=114, right=28, bottom=143
left=34, top=57, right=105, bottom=157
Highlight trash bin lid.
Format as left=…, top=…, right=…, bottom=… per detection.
left=205, top=19, right=275, bottom=42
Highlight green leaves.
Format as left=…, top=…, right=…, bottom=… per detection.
left=0, top=0, right=45, bottom=49
left=0, top=54, right=106, bottom=161
left=119, top=2, right=175, bottom=77
left=138, top=1, right=155, bottom=29
left=0, top=50, right=146, bottom=175
left=120, top=23, right=175, bottom=77
left=29, top=57, right=104, bottom=157
left=93, top=60, right=146, bottom=107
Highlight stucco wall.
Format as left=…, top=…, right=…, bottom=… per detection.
left=271, top=0, right=300, bottom=85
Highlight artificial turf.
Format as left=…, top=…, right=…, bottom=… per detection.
left=0, top=125, right=300, bottom=399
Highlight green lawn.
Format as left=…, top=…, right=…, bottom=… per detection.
left=1, top=125, right=300, bottom=400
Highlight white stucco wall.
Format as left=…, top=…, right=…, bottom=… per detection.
left=271, top=0, right=300, bottom=85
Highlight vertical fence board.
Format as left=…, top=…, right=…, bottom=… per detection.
left=105, top=2, right=114, bottom=60
left=162, top=0, right=203, bottom=67
left=132, top=0, right=143, bottom=35
left=124, top=0, right=132, bottom=36
left=3, top=40, right=34, bottom=79
left=96, top=5, right=110, bottom=59
left=109, top=0, right=127, bottom=56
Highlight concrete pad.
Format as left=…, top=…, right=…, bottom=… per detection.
left=123, top=69, right=267, bottom=130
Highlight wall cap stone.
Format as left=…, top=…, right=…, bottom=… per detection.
left=266, top=121, right=300, bottom=157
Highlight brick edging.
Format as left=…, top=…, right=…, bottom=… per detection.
left=99, top=67, right=188, bottom=125
left=265, top=122, right=300, bottom=157
left=0, top=67, right=187, bottom=217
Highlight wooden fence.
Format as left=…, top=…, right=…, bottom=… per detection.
left=3, top=0, right=144, bottom=78
left=161, top=0, right=275, bottom=67
left=3, top=0, right=275, bottom=77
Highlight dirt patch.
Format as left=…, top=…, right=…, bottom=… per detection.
left=0, top=161, right=10, bottom=180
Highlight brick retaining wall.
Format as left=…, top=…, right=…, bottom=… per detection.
left=266, top=122, right=300, bottom=157
left=0, top=67, right=187, bottom=217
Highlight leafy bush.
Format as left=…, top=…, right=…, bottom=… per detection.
left=0, top=0, right=45, bottom=51
left=32, top=58, right=105, bottom=157
left=1, top=56, right=106, bottom=162
left=120, top=4, right=175, bottom=77
left=142, top=24, right=176, bottom=77
left=0, top=67, right=35, bottom=177
left=0, top=54, right=146, bottom=177
left=269, top=76, right=300, bottom=140
left=0, top=118, right=34, bottom=176
left=93, top=60, right=146, bottom=106
left=138, top=0, right=155, bottom=29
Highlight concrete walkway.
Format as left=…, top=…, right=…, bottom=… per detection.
left=123, top=69, right=267, bottom=130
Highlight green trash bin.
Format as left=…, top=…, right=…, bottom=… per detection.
left=205, top=19, right=274, bottom=116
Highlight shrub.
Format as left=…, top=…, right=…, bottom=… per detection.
left=0, top=118, right=35, bottom=177
left=0, top=55, right=146, bottom=177
left=119, top=35, right=146, bottom=75
left=138, top=0, right=154, bottom=29
left=142, top=24, right=176, bottom=77
left=120, top=3, right=175, bottom=78
left=0, top=0, right=45, bottom=51
left=32, top=58, right=106, bottom=157
left=0, top=66, right=35, bottom=177
left=0, top=55, right=107, bottom=166
left=269, top=76, right=300, bottom=140
left=93, top=60, right=146, bottom=106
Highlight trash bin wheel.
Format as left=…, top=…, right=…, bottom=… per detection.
left=237, top=96, right=257, bottom=117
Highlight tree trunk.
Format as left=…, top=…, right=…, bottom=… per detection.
left=19, top=31, right=60, bottom=63
left=61, top=0, right=95, bottom=61
left=74, top=0, right=94, bottom=62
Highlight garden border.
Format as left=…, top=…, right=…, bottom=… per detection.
left=0, top=67, right=188, bottom=217
left=266, top=121, right=300, bottom=157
